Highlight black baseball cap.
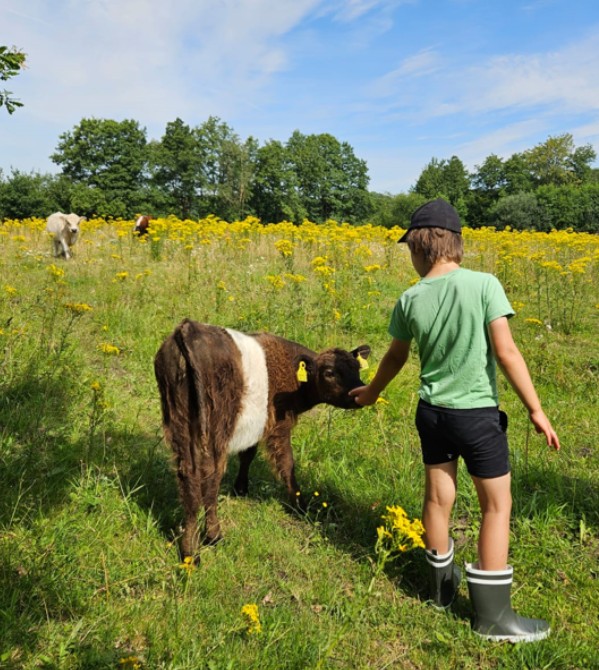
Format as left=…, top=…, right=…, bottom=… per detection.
left=398, top=197, right=461, bottom=243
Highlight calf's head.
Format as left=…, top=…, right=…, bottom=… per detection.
left=297, top=345, right=371, bottom=409
left=66, top=214, right=85, bottom=237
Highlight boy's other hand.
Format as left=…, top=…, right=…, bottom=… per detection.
left=530, top=408, right=561, bottom=451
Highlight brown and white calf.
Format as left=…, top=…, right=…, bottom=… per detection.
left=46, top=212, right=86, bottom=259
left=154, top=319, right=370, bottom=559
left=133, top=215, right=152, bottom=236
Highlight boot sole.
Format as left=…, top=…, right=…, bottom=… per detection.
left=474, top=628, right=551, bottom=643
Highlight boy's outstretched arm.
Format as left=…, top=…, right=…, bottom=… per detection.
left=349, top=338, right=410, bottom=406
left=488, top=316, right=560, bottom=451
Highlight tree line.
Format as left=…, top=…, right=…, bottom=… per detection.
left=1, top=115, right=598, bottom=232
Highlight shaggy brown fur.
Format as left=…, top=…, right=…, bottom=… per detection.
left=154, top=319, right=370, bottom=560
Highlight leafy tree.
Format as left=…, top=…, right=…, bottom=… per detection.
left=194, top=116, right=242, bottom=219
left=51, top=118, right=149, bottom=217
left=503, top=153, right=534, bottom=194
left=217, top=134, right=259, bottom=221
left=413, top=156, right=469, bottom=206
left=568, top=144, right=597, bottom=183
left=251, top=140, right=306, bottom=223
left=491, top=192, right=544, bottom=231
left=0, top=169, right=53, bottom=218
left=523, top=134, right=596, bottom=187
left=536, top=182, right=599, bottom=233
left=150, top=118, right=202, bottom=219
left=286, top=131, right=370, bottom=223
left=467, top=154, right=507, bottom=227
left=370, top=192, right=427, bottom=229
left=0, top=46, right=26, bottom=114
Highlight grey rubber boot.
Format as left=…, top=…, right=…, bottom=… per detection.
left=465, top=563, right=550, bottom=642
left=425, top=538, right=461, bottom=610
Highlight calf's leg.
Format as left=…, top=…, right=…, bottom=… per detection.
left=233, top=445, right=258, bottom=496
left=266, top=429, right=304, bottom=511
left=176, top=456, right=203, bottom=559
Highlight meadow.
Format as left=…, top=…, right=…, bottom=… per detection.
left=0, top=216, right=597, bottom=670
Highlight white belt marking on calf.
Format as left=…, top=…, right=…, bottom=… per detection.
left=225, top=329, right=269, bottom=454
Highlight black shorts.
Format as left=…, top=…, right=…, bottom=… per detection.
left=415, top=399, right=510, bottom=479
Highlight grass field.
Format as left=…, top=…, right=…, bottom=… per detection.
left=0, top=216, right=597, bottom=669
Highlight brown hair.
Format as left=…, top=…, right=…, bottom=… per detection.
left=406, top=227, right=463, bottom=265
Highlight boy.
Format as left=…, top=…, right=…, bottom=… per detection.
left=350, top=198, right=560, bottom=642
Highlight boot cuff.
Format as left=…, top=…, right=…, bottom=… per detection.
left=465, top=562, right=513, bottom=585
left=425, top=538, right=454, bottom=567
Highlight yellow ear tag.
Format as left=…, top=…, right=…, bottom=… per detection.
left=296, top=361, right=308, bottom=383
left=357, top=353, right=369, bottom=370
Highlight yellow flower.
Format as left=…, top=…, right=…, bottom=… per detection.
left=98, top=342, right=121, bottom=355
left=376, top=505, right=425, bottom=556
left=64, top=302, right=93, bottom=314
left=3, top=285, right=17, bottom=296
left=274, top=239, right=294, bottom=257
left=241, top=603, right=262, bottom=635
left=265, top=274, right=286, bottom=290
left=179, top=556, right=196, bottom=572
left=114, top=271, right=129, bottom=281
left=47, top=264, right=65, bottom=279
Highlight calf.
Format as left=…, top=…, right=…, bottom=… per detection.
left=133, top=215, right=152, bottom=236
left=154, top=319, right=370, bottom=559
left=46, top=212, right=86, bottom=259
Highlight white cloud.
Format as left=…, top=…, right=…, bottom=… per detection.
left=2, top=0, right=322, bottom=130
left=382, top=28, right=599, bottom=119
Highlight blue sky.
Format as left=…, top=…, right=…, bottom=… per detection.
left=2, top=0, right=599, bottom=194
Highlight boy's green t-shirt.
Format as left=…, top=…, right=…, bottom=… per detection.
left=389, top=267, right=515, bottom=409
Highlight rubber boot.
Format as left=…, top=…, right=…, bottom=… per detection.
left=466, top=563, right=550, bottom=642
left=425, top=538, right=461, bottom=610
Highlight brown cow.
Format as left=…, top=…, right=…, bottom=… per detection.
left=154, top=319, right=371, bottom=559
left=133, top=215, right=152, bottom=236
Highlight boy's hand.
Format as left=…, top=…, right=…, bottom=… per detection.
left=530, top=408, right=561, bottom=451
left=349, top=385, right=379, bottom=407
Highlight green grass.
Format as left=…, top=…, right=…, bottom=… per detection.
left=0, top=219, right=597, bottom=669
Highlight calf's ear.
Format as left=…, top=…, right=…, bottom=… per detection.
left=351, top=345, right=371, bottom=370
left=294, top=354, right=315, bottom=383
left=351, top=345, right=371, bottom=360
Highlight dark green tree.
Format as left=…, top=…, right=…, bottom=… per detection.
left=413, top=156, right=469, bottom=206
left=467, top=154, right=507, bottom=227
left=51, top=118, right=149, bottom=217
left=150, top=118, right=202, bottom=219
left=0, top=169, right=52, bottom=218
left=251, top=140, right=306, bottom=223
left=286, top=131, right=370, bottom=223
left=194, top=116, right=243, bottom=219
left=524, top=133, right=596, bottom=187
left=491, top=192, right=544, bottom=231
left=536, top=182, right=599, bottom=233
left=370, top=192, right=427, bottom=229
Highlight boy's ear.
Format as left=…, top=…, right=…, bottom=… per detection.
left=294, top=354, right=316, bottom=383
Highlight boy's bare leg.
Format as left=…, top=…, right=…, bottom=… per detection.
left=423, top=461, right=458, bottom=554
left=472, top=473, right=511, bottom=570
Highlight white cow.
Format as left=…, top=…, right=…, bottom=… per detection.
left=46, top=212, right=86, bottom=259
